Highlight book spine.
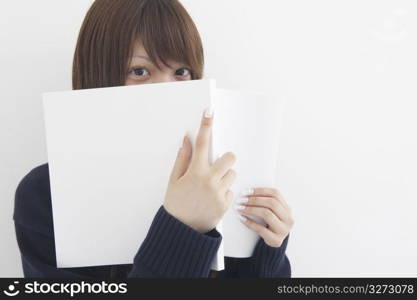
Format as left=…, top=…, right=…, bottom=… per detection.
left=207, top=78, right=225, bottom=271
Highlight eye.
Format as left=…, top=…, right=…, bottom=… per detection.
left=128, top=67, right=150, bottom=77
left=175, top=68, right=191, bottom=77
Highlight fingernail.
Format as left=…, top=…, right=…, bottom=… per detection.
left=237, top=197, right=249, bottom=204
left=238, top=214, right=247, bottom=223
left=240, top=188, right=254, bottom=197
left=182, top=135, right=187, bottom=147
left=235, top=204, right=246, bottom=211
left=204, top=106, right=214, bottom=118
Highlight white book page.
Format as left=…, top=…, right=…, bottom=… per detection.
left=212, top=89, right=282, bottom=257
left=43, top=79, right=213, bottom=267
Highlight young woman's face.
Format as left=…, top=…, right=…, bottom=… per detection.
left=125, top=40, right=193, bottom=85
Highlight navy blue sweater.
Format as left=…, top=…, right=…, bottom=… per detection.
left=13, top=163, right=291, bottom=278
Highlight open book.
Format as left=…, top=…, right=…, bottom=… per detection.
left=42, top=79, right=283, bottom=271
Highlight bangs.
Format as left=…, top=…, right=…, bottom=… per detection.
left=133, top=0, right=203, bottom=77
left=73, top=0, right=204, bottom=90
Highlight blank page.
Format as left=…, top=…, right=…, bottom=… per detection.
left=212, top=88, right=281, bottom=257
left=43, top=79, right=213, bottom=267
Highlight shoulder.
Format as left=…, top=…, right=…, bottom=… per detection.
left=13, top=163, right=54, bottom=236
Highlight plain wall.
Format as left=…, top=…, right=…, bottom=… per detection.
left=1, top=0, right=416, bottom=277
left=0, top=0, right=95, bottom=276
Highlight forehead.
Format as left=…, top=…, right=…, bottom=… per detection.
left=130, top=39, right=186, bottom=68
left=131, top=40, right=148, bottom=56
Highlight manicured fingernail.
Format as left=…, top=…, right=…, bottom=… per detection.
left=240, top=188, right=254, bottom=196
left=237, top=197, right=249, bottom=204
left=235, top=204, right=246, bottom=211
left=204, top=106, right=214, bottom=118
left=238, top=214, right=247, bottom=223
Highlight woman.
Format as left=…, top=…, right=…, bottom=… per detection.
left=13, top=0, right=294, bottom=278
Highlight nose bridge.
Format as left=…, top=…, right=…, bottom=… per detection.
left=152, top=67, right=173, bottom=83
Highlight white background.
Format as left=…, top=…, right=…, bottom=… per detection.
left=1, top=0, right=416, bottom=277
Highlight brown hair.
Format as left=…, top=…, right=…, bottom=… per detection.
left=72, top=0, right=204, bottom=90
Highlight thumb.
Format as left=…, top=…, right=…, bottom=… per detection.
left=169, top=135, right=192, bottom=181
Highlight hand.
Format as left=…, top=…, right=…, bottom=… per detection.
left=163, top=107, right=237, bottom=233
left=236, top=187, right=294, bottom=247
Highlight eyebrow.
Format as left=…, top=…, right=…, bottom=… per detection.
left=132, top=54, right=151, bottom=61
left=131, top=55, right=188, bottom=68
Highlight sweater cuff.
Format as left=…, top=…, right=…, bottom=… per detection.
left=132, top=205, right=222, bottom=278
left=251, top=233, right=290, bottom=277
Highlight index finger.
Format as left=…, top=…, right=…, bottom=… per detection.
left=190, top=107, right=214, bottom=168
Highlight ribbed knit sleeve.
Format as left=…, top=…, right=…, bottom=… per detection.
left=127, top=205, right=222, bottom=278
left=249, top=233, right=291, bottom=277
